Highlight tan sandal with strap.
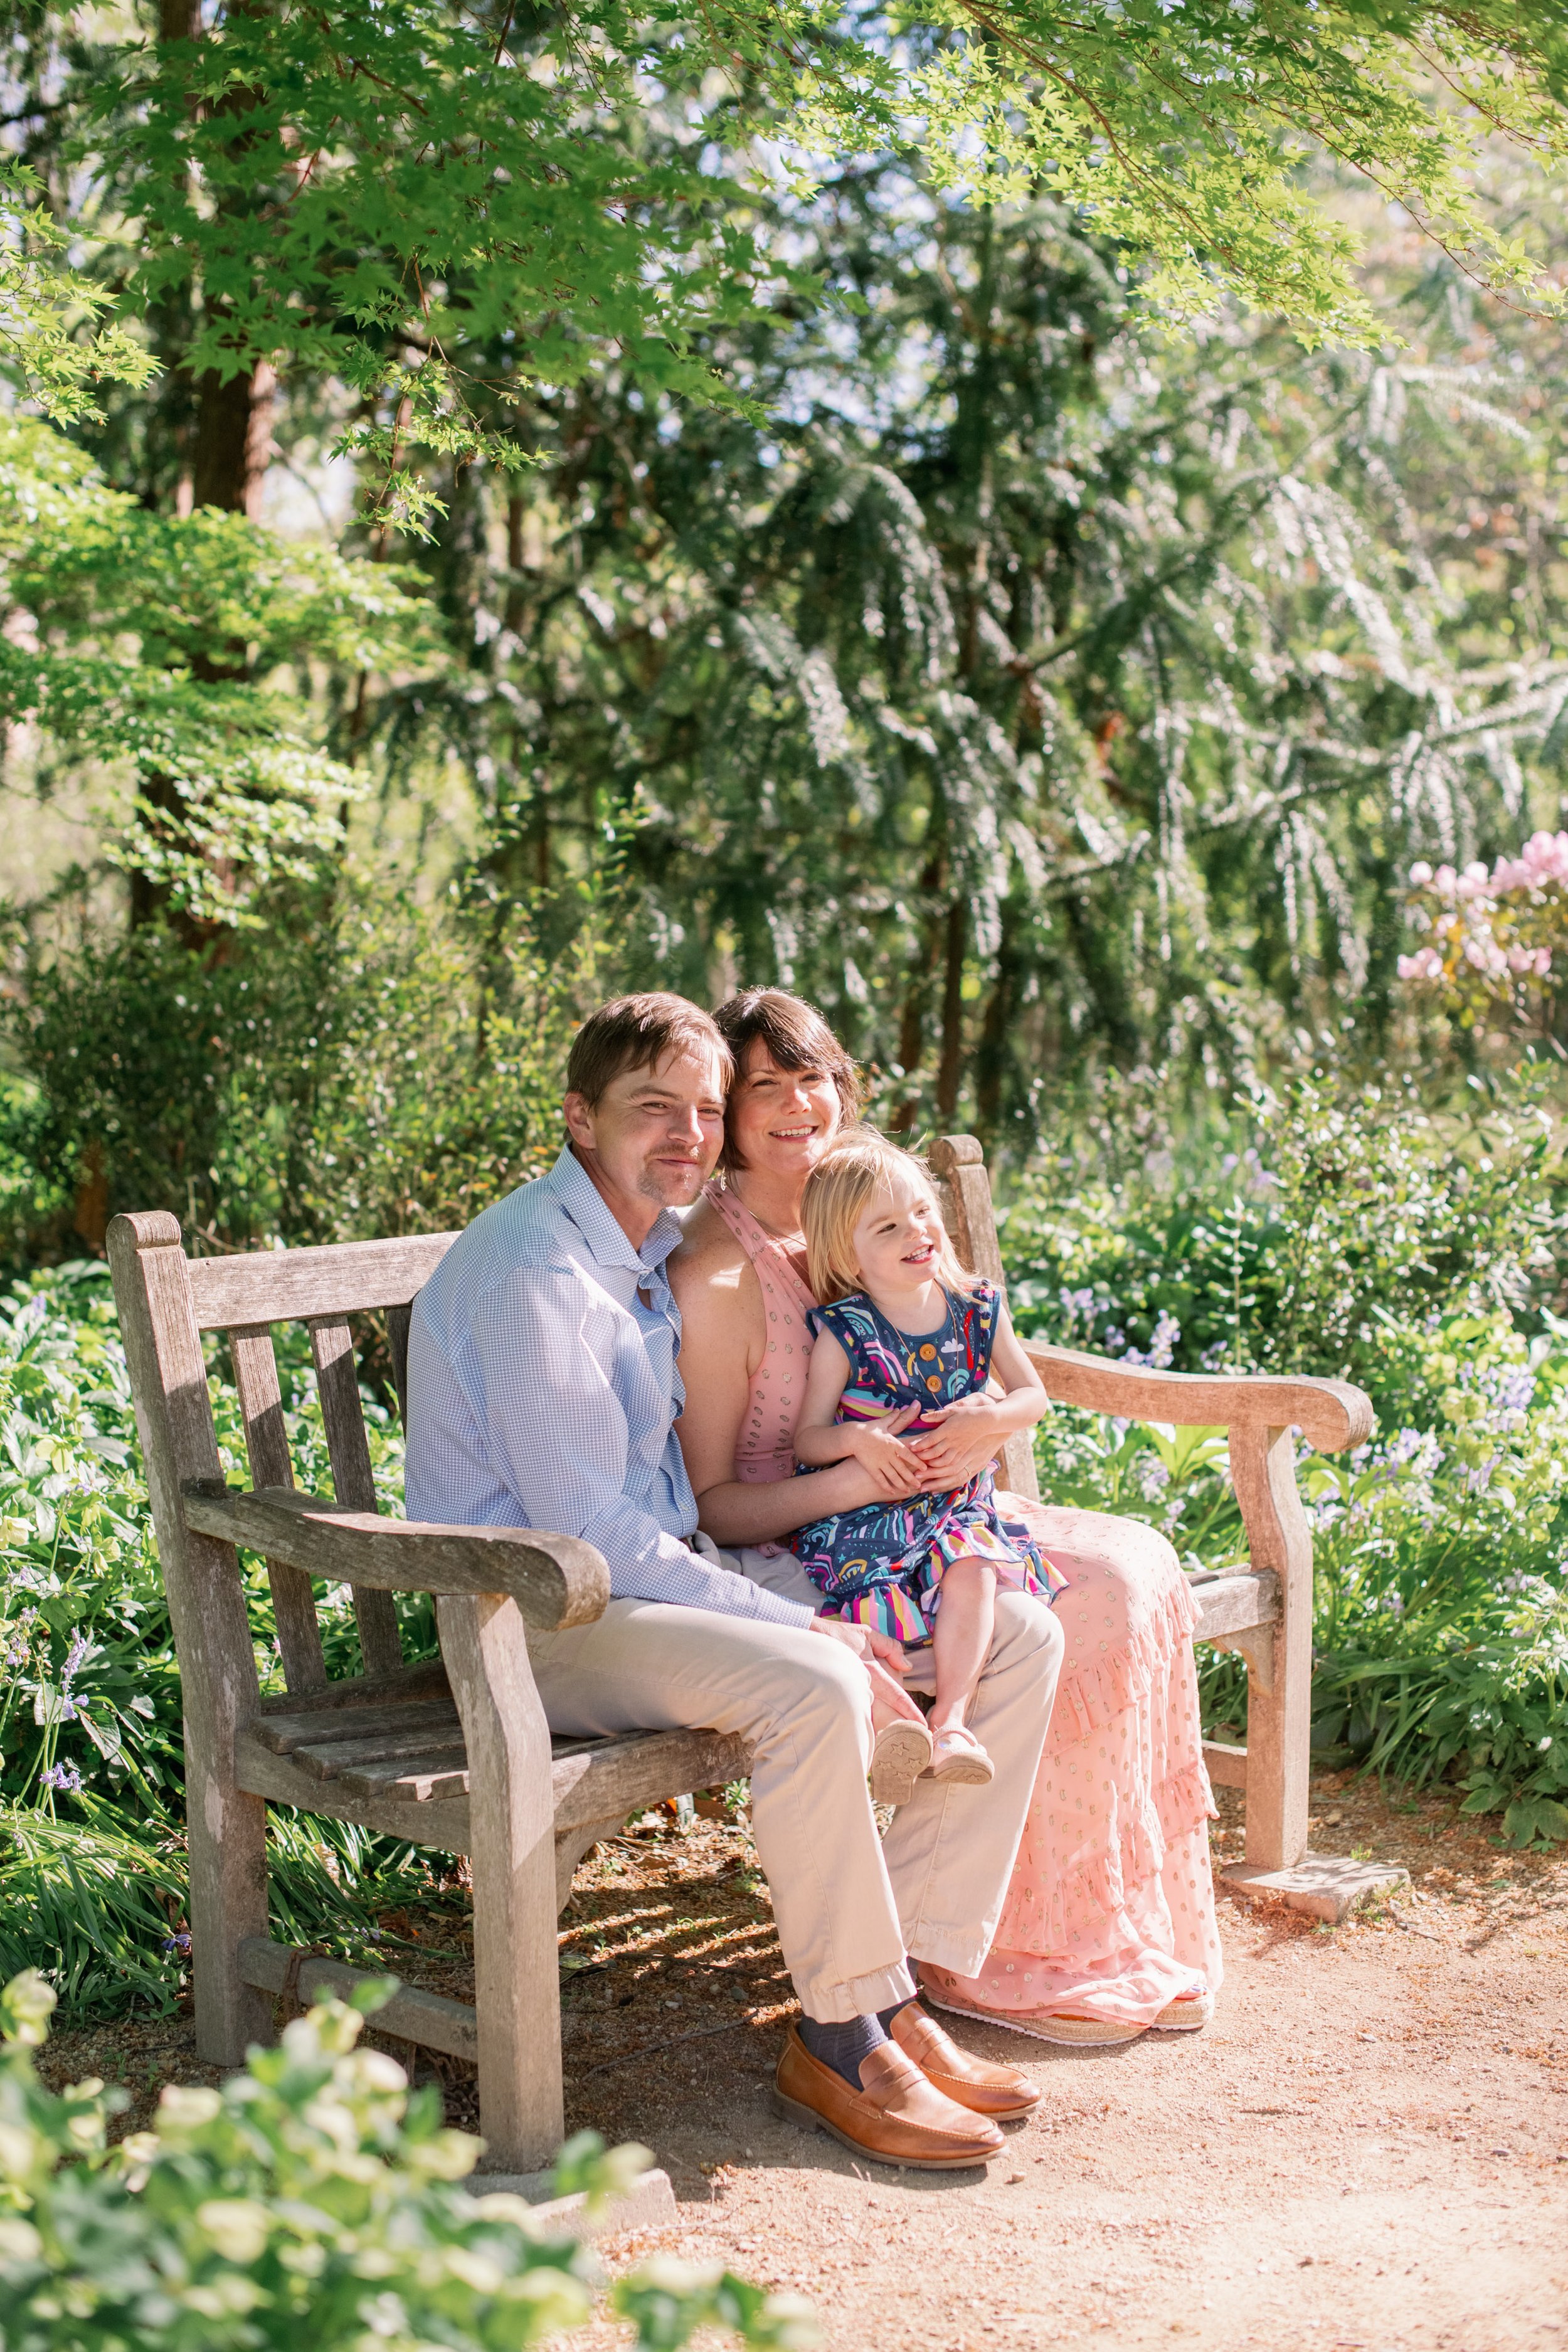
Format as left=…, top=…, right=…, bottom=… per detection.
left=925, top=1725, right=995, bottom=1785
left=869, top=1718, right=935, bottom=1805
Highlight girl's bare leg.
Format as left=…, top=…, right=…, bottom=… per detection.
left=930, top=1556, right=996, bottom=1736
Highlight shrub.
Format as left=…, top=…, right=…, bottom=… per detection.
left=1, top=887, right=585, bottom=1267
left=1012, top=1070, right=1568, bottom=1842
left=1002, top=1066, right=1557, bottom=1411
left=0, top=1263, right=438, bottom=2011
left=0, top=1971, right=815, bottom=2352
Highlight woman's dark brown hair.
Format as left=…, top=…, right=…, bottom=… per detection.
left=711, top=989, right=863, bottom=1173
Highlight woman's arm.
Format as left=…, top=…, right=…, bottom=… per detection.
left=670, top=1220, right=923, bottom=1547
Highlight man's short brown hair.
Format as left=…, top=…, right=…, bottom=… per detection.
left=711, top=988, right=862, bottom=1172
left=566, top=993, right=733, bottom=1108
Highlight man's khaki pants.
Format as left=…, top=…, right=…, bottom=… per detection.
left=526, top=1566, right=1062, bottom=2023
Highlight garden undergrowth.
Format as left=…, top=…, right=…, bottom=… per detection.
left=3, top=1071, right=1567, bottom=2021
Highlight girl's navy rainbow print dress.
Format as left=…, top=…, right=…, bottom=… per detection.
left=790, top=1279, right=1067, bottom=1643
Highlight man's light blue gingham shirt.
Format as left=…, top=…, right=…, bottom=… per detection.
left=403, top=1145, right=813, bottom=1627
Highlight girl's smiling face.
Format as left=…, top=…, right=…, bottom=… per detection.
left=849, top=1162, right=948, bottom=1302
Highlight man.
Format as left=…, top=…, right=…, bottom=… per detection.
left=406, top=991, right=1062, bottom=2169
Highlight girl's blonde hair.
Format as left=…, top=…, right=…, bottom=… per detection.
left=802, top=1126, right=980, bottom=1305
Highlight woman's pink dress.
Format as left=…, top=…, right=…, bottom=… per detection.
left=701, top=1179, right=1222, bottom=2029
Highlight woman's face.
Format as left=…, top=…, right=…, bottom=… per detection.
left=729, top=1040, right=843, bottom=1195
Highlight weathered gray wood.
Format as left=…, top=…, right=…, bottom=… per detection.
left=256, top=1658, right=451, bottom=1717
left=187, top=1232, right=457, bottom=1333
left=1192, top=1570, right=1279, bottom=1643
left=929, top=1134, right=1040, bottom=1501
left=326, top=1748, right=472, bottom=1803
left=1229, top=1424, right=1314, bottom=1872
left=228, top=1323, right=326, bottom=1695
left=1021, top=1339, right=1372, bottom=1451
left=550, top=1726, right=752, bottom=1833
left=309, top=1315, right=403, bottom=1680
left=1203, top=1740, right=1249, bottom=1789
left=237, top=1936, right=479, bottom=2061
left=107, top=1212, right=272, bottom=2067
left=183, top=1486, right=610, bottom=1628
left=254, top=1697, right=462, bottom=1758
left=292, top=1723, right=465, bottom=1779
left=232, top=1727, right=474, bottom=1846
left=439, top=1591, right=564, bottom=2175
left=555, top=1822, right=610, bottom=1911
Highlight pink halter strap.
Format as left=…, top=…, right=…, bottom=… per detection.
left=701, top=1179, right=816, bottom=1483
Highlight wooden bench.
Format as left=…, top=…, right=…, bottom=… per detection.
left=108, top=1136, right=1375, bottom=2175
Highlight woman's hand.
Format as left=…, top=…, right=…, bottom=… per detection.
left=907, top=1394, right=1012, bottom=1490
left=843, top=1404, right=923, bottom=1498
left=808, top=1614, right=925, bottom=1723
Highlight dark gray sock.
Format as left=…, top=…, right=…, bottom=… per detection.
left=798, top=2012, right=888, bottom=2089
left=876, top=1963, right=921, bottom=2037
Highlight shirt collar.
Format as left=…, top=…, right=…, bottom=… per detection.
left=543, top=1145, right=685, bottom=1276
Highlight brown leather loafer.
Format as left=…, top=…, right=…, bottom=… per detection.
left=889, top=2000, right=1042, bottom=2119
left=772, top=2024, right=1005, bottom=2170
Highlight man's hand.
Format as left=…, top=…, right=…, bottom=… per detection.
left=808, top=1614, right=925, bottom=1724
left=907, top=1393, right=1010, bottom=1490
left=842, top=1404, right=923, bottom=1497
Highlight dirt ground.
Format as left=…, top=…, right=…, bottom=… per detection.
left=40, top=1769, right=1568, bottom=2350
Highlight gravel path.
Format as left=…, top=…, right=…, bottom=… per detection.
left=38, top=1771, right=1568, bottom=2348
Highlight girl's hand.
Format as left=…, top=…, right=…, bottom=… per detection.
left=845, top=1405, right=923, bottom=1497
left=908, top=1394, right=1010, bottom=1488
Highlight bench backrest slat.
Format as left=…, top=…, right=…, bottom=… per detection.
left=307, top=1314, right=403, bottom=1678
left=929, top=1134, right=1041, bottom=1502
left=228, top=1322, right=327, bottom=1693
left=187, top=1233, right=457, bottom=1333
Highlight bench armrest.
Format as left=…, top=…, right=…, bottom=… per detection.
left=1021, top=1342, right=1374, bottom=1453
left=181, top=1483, right=609, bottom=1630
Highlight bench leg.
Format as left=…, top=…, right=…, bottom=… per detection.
left=187, top=1756, right=272, bottom=2065
left=438, top=1592, right=564, bottom=2175
left=1229, top=1424, right=1313, bottom=1873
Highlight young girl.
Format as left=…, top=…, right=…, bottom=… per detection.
left=793, top=1129, right=1065, bottom=1789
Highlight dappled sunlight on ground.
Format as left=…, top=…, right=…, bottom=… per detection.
left=38, top=1770, right=1568, bottom=2348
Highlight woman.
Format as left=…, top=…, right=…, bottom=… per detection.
left=671, top=987, right=1221, bottom=2044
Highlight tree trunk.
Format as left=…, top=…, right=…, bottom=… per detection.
left=132, top=0, right=273, bottom=938
left=935, top=898, right=967, bottom=1125
left=191, top=358, right=276, bottom=518
left=973, top=897, right=1019, bottom=1142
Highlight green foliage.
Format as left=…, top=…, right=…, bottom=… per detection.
left=28, top=0, right=1568, bottom=514
left=772, top=0, right=1568, bottom=339
left=3, top=892, right=583, bottom=1261
left=0, top=1262, right=439, bottom=2011
left=0, top=1976, right=816, bottom=2351
left=369, top=166, right=1568, bottom=1141
left=1004, top=1069, right=1557, bottom=1399
left=0, top=162, right=156, bottom=423
left=0, top=416, right=436, bottom=928
left=1012, top=1071, right=1568, bottom=1841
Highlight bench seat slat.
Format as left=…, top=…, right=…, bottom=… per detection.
left=330, top=1749, right=472, bottom=1802
left=255, top=1698, right=462, bottom=1757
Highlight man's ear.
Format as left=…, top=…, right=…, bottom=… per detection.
left=563, top=1091, right=595, bottom=1150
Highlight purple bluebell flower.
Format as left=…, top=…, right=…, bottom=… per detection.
left=40, top=1762, right=82, bottom=1794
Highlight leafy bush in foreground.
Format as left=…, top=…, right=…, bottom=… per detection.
left=0, top=1971, right=813, bottom=2352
